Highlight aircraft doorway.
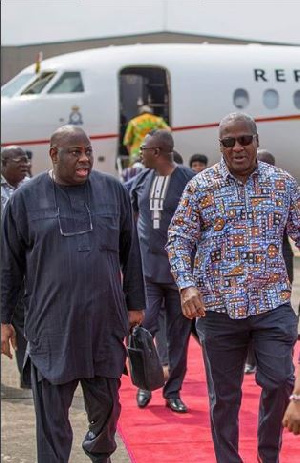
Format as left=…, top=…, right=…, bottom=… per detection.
left=118, top=66, right=171, bottom=166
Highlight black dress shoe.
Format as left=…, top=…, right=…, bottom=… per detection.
left=166, top=398, right=188, bottom=413
left=136, top=389, right=151, bottom=408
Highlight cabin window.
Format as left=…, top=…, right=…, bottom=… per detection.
left=48, top=72, right=84, bottom=94
left=1, top=73, right=35, bottom=97
left=21, top=72, right=57, bottom=95
left=233, top=89, right=249, bottom=109
left=263, top=89, right=279, bottom=109
left=293, top=90, right=300, bottom=109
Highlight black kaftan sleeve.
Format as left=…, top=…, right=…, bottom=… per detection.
left=118, top=184, right=145, bottom=311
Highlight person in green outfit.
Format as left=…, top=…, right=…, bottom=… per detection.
left=123, top=105, right=170, bottom=164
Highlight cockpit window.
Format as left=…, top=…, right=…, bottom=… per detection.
left=47, top=72, right=84, bottom=94
left=21, top=72, right=57, bottom=95
left=1, top=73, right=35, bottom=97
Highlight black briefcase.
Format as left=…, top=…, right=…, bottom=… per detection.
left=127, top=326, right=165, bottom=391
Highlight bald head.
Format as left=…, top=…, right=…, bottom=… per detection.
left=50, top=125, right=88, bottom=148
left=49, top=125, right=93, bottom=186
left=257, top=149, right=275, bottom=166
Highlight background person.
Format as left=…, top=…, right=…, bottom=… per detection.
left=1, top=146, right=30, bottom=214
left=167, top=112, right=300, bottom=463
left=124, top=146, right=184, bottom=378
left=172, top=149, right=184, bottom=165
left=130, top=129, right=195, bottom=413
left=123, top=104, right=170, bottom=165
left=1, top=146, right=31, bottom=388
left=154, top=147, right=183, bottom=376
left=121, top=154, right=144, bottom=183
left=257, top=148, right=294, bottom=283
left=1, top=126, right=145, bottom=463
left=189, top=153, right=208, bottom=173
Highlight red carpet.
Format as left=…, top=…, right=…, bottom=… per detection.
left=118, top=337, right=300, bottom=463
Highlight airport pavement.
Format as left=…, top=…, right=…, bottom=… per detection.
left=1, top=362, right=131, bottom=463
left=1, top=257, right=300, bottom=463
left=0, top=373, right=131, bottom=463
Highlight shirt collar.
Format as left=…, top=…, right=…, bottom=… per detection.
left=1, top=175, right=14, bottom=189
left=219, top=157, right=260, bottom=183
left=1, top=174, right=29, bottom=190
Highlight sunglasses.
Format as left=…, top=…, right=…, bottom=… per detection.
left=57, top=205, right=93, bottom=237
left=219, top=134, right=257, bottom=148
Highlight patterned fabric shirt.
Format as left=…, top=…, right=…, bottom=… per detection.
left=123, top=113, right=170, bottom=159
left=166, top=158, right=300, bottom=319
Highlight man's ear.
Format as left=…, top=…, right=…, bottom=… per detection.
left=256, top=135, right=259, bottom=148
left=49, top=147, right=58, bottom=164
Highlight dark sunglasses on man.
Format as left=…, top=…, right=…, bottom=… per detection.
left=219, top=134, right=257, bottom=148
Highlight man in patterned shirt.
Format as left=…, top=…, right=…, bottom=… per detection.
left=166, top=112, right=300, bottom=463
left=123, top=105, right=170, bottom=164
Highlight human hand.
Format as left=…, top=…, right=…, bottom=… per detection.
left=180, top=286, right=205, bottom=319
left=128, top=310, right=145, bottom=331
left=1, top=323, right=17, bottom=359
left=282, top=400, right=300, bottom=435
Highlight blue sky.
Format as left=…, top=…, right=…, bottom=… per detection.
left=2, top=0, right=300, bottom=45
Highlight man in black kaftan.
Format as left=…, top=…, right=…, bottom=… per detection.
left=1, top=126, right=145, bottom=463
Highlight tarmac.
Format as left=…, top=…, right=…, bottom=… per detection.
left=1, top=256, right=300, bottom=463
left=1, top=361, right=131, bottom=463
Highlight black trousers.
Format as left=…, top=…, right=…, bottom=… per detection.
left=155, top=308, right=169, bottom=366
left=31, top=363, right=121, bottom=463
left=197, top=304, right=298, bottom=463
left=143, top=278, right=192, bottom=398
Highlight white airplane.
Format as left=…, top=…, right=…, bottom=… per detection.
left=1, top=43, right=300, bottom=181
